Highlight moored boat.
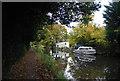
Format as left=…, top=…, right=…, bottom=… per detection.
left=73, top=46, right=96, bottom=54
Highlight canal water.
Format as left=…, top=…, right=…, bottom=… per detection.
left=50, top=50, right=120, bottom=81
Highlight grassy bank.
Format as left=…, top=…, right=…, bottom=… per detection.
left=32, top=47, right=67, bottom=80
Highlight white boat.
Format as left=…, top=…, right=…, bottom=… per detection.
left=73, top=46, right=96, bottom=54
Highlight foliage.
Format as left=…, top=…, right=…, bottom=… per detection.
left=37, top=24, right=67, bottom=47
left=103, top=2, right=120, bottom=55
left=49, top=2, right=101, bottom=26
left=33, top=46, right=67, bottom=80
left=31, top=41, right=45, bottom=54
left=103, top=2, right=120, bottom=44
left=32, top=46, right=56, bottom=70
left=55, top=71, right=67, bottom=81
left=68, top=23, right=108, bottom=50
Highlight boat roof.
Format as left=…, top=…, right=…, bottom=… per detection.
left=78, top=46, right=93, bottom=48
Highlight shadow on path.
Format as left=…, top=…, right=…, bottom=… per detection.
left=9, top=48, right=53, bottom=80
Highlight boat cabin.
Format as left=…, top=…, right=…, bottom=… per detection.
left=73, top=46, right=96, bottom=54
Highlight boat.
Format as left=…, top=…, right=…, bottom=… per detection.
left=73, top=46, right=96, bottom=54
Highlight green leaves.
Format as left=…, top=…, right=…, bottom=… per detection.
left=103, top=2, right=120, bottom=43
left=68, top=23, right=106, bottom=47
left=103, top=2, right=120, bottom=55
left=50, top=2, right=101, bottom=26
left=37, top=24, right=68, bottom=47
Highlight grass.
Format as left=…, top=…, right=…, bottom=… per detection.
left=32, top=46, right=56, bottom=70
left=55, top=71, right=67, bottom=81
left=32, top=46, right=67, bottom=80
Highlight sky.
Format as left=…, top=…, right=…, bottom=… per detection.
left=93, top=0, right=111, bottom=27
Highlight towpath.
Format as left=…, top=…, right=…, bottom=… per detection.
left=10, top=48, right=53, bottom=80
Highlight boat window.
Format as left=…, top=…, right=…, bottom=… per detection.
left=85, top=48, right=89, bottom=50
left=79, top=48, right=88, bottom=50
left=78, top=47, right=94, bottom=50
left=79, top=48, right=84, bottom=50
left=65, top=43, right=66, bottom=45
left=89, top=47, right=93, bottom=49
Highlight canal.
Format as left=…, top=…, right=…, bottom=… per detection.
left=50, top=50, right=120, bottom=81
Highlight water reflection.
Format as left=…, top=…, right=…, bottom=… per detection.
left=50, top=51, right=69, bottom=60
left=50, top=50, right=75, bottom=80
left=50, top=50, right=120, bottom=80
left=64, top=57, right=74, bottom=80
left=75, top=53, right=96, bottom=62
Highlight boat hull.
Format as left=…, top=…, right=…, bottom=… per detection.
left=73, top=50, right=96, bottom=54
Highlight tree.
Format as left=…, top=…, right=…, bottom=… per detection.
left=37, top=24, right=67, bottom=52
left=68, top=23, right=107, bottom=48
left=103, top=2, right=120, bottom=55
left=37, top=24, right=67, bottom=42
left=48, top=2, right=101, bottom=26
left=103, top=2, right=120, bottom=45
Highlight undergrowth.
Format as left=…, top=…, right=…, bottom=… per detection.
left=32, top=46, right=67, bottom=80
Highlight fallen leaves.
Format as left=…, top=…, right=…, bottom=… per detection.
left=9, top=48, right=54, bottom=80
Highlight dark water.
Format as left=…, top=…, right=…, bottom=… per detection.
left=50, top=50, right=120, bottom=81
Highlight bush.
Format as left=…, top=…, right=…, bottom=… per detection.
left=55, top=71, right=67, bottom=81
left=33, top=46, right=56, bottom=70
left=33, top=46, right=67, bottom=80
